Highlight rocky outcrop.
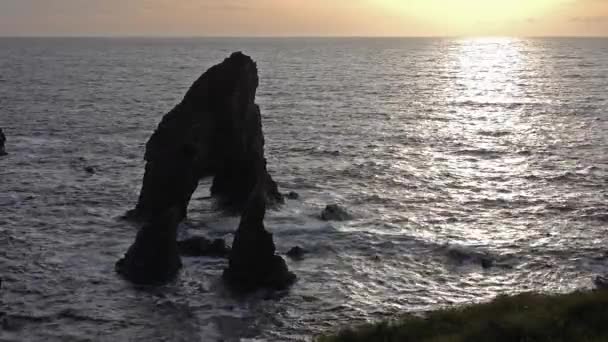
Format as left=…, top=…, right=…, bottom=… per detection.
left=117, top=53, right=293, bottom=289
left=177, top=237, right=230, bottom=258
left=223, top=174, right=296, bottom=292
left=321, top=204, right=351, bottom=221
left=0, top=128, right=7, bottom=156
left=286, top=191, right=300, bottom=200
left=116, top=208, right=182, bottom=285
left=128, top=52, right=283, bottom=222
left=286, top=246, right=308, bottom=261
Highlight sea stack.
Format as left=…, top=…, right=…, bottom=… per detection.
left=128, top=52, right=283, bottom=222
left=0, top=128, right=7, bottom=156
left=223, top=171, right=296, bottom=292
left=119, top=52, right=293, bottom=288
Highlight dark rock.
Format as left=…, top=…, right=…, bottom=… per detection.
left=223, top=177, right=296, bottom=292
left=446, top=246, right=495, bottom=269
left=128, top=52, right=283, bottom=222
left=178, top=237, right=230, bottom=257
left=286, top=191, right=300, bottom=200
left=286, top=246, right=308, bottom=261
left=594, top=275, right=608, bottom=289
left=481, top=257, right=494, bottom=269
left=84, top=166, right=95, bottom=174
left=446, top=247, right=469, bottom=263
left=116, top=208, right=182, bottom=285
left=320, top=204, right=351, bottom=221
left=0, top=128, right=7, bottom=156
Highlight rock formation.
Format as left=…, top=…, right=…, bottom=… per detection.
left=321, top=204, right=351, bottom=221
left=223, top=170, right=296, bottom=292
left=286, top=191, right=300, bottom=200
left=128, top=52, right=283, bottom=222
left=117, top=52, right=294, bottom=290
left=0, top=128, right=7, bottom=156
left=286, top=246, right=308, bottom=261
left=116, top=207, right=182, bottom=285
left=177, top=237, right=230, bottom=258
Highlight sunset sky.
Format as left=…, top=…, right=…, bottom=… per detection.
left=0, top=0, right=606, bottom=37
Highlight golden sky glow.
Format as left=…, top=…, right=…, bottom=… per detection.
left=0, top=0, right=606, bottom=36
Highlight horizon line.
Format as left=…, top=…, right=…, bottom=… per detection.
left=0, top=35, right=607, bottom=39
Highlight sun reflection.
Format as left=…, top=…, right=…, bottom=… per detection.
left=451, top=38, right=528, bottom=105
left=432, top=38, right=542, bottom=244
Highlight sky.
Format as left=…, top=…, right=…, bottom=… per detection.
left=0, top=0, right=606, bottom=37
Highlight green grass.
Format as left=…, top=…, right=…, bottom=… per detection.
left=317, top=290, right=608, bottom=342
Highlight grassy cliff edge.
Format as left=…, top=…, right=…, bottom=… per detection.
left=317, top=290, right=608, bottom=342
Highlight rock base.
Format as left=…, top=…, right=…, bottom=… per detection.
left=223, top=183, right=296, bottom=292
left=116, top=209, right=182, bottom=285
left=223, top=229, right=296, bottom=292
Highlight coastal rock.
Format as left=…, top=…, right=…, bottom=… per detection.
left=594, top=275, right=608, bottom=290
left=321, top=204, right=351, bottom=221
left=286, top=191, right=300, bottom=200
left=286, top=246, right=308, bottom=261
left=480, top=258, right=494, bottom=269
left=128, top=52, right=283, bottom=222
left=0, top=128, right=7, bottom=156
left=116, top=208, right=182, bottom=285
left=223, top=178, right=296, bottom=292
left=177, top=237, right=230, bottom=257
left=446, top=246, right=494, bottom=269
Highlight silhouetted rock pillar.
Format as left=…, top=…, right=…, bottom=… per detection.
left=116, top=208, right=182, bottom=285
left=223, top=172, right=296, bottom=292
left=128, top=52, right=283, bottom=222
left=0, top=128, right=7, bottom=156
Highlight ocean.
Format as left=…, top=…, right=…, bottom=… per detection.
left=0, top=37, right=607, bottom=341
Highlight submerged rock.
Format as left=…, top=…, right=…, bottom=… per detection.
left=223, top=178, right=296, bottom=292
left=445, top=246, right=495, bottom=269
left=0, top=128, right=7, bottom=156
left=480, top=258, right=494, bottom=269
left=116, top=208, right=182, bottom=285
left=320, top=204, right=351, bottom=221
left=84, top=166, right=95, bottom=174
left=128, top=52, right=283, bottom=222
left=286, top=246, right=308, bottom=261
left=286, top=191, right=300, bottom=200
left=594, top=275, right=608, bottom=290
left=177, top=237, right=230, bottom=257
